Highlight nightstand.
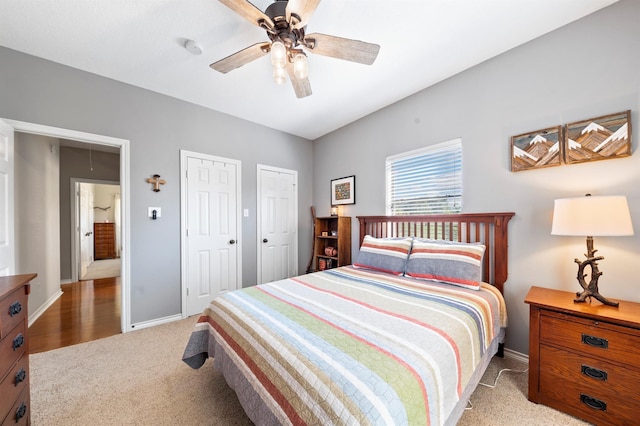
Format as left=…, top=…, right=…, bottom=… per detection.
left=525, top=286, right=640, bottom=426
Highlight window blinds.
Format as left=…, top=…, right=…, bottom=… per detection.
left=386, top=139, right=462, bottom=215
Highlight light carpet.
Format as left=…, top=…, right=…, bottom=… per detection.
left=81, top=258, right=121, bottom=280
left=30, top=317, right=589, bottom=425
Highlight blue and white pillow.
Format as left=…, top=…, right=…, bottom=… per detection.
left=353, top=236, right=413, bottom=275
left=405, top=239, right=486, bottom=290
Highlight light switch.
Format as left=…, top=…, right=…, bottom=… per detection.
left=243, top=209, right=249, bottom=217
left=148, top=207, right=161, bottom=219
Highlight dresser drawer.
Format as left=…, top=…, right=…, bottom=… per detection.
left=0, top=286, right=27, bottom=340
left=0, top=320, right=27, bottom=380
left=1, top=385, right=29, bottom=425
left=0, top=354, right=29, bottom=419
left=540, top=310, right=640, bottom=367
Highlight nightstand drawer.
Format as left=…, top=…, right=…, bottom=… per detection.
left=540, top=310, right=640, bottom=367
left=539, top=359, right=640, bottom=426
left=540, top=344, right=640, bottom=395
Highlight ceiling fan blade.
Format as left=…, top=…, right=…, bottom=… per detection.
left=218, top=0, right=273, bottom=28
left=210, top=43, right=270, bottom=74
left=286, top=0, right=321, bottom=29
left=286, top=62, right=312, bottom=98
left=305, top=33, right=380, bottom=65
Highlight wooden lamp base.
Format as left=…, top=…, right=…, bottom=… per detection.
left=573, top=236, right=619, bottom=307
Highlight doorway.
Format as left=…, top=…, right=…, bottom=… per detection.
left=71, top=180, right=121, bottom=282
left=4, top=118, right=131, bottom=332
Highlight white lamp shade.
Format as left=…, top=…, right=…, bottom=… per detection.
left=551, top=195, right=634, bottom=236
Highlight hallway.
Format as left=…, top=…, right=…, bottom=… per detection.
left=29, top=277, right=121, bottom=354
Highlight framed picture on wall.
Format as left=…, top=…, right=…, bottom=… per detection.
left=331, top=175, right=355, bottom=205
left=510, top=126, right=562, bottom=172
left=564, top=110, right=631, bottom=165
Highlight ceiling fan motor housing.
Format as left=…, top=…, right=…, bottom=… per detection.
left=265, top=1, right=303, bottom=49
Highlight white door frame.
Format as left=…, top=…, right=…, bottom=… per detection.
left=3, top=118, right=131, bottom=333
left=70, top=178, right=120, bottom=282
left=180, top=150, right=243, bottom=317
left=256, top=164, right=298, bottom=284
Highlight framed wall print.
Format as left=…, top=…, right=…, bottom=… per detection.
left=510, top=126, right=562, bottom=172
left=564, top=110, right=631, bottom=165
left=331, top=175, right=355, bottom=205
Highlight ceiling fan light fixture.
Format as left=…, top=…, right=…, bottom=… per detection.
left=292, top=52, right=308, bottom=79
left=273, top=66, right=286, bottom=85
left=270, top=40, right=287, bottom=69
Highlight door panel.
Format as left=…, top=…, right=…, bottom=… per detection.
left=186, top=155, right=240, bottom=316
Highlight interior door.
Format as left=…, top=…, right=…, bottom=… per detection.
left=0, top=120, right=14, bottom=276
left=185, top=154, right=241, bottom=316
left=258, top=165, right=297, bottom=284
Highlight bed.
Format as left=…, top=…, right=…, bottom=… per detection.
left=183, top=212, right=514, bottom=425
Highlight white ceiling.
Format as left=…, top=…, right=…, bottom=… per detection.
left=0, top=0, right=619, bottom=140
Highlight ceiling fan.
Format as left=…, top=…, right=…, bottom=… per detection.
left=211, top=0, right=381, bottom=98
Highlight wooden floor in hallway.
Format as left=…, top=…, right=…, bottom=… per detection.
left=29, top=277, right=121, bottom=354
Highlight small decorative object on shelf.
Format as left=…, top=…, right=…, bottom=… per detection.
left=318, top=258, right=326, bottom=271
left=551, top=194, right=634, bottom=307
left=324, top=247, right=337, bottom=257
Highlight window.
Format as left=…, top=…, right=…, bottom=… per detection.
left=386, top=138, right=462, bottom=215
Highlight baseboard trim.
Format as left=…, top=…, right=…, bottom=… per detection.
left=129, top=314, right=183, bottom=331
left=504, top=348, right=529, bottom=364
left=28, top=289, right=63, bottom=327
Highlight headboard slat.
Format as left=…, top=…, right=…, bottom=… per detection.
left=357, top=213, right=515, bottom=294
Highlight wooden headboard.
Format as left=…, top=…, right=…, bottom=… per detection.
left=357, top=213, right=515, bottom=294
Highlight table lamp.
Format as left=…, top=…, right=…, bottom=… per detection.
left=551, top=194, right=634, bottom=307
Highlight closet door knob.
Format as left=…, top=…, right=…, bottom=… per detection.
left=262, top=238, right=268, bottom=243
left=229, top=239, right=236, bottom=245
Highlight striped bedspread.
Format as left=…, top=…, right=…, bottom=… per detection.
left=182, top=266, right=507, bottom=425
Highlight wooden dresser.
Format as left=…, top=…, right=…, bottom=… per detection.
left=94, top=222, right=116, bottom=259
left=526, top=286, right=640, bottom=426
left=1, top=274, right=36, bottom=426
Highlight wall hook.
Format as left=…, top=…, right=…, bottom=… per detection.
left=146, top=174, right=166, bottom=192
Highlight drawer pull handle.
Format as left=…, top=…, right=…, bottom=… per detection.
left=9, top=301, right=22, bottom=316
left=15, top=402, right=27, bottom=421
left=580, top=394, right=606, bottom=411
left=13, top=333, right=24, bottom=350
left=581, top=364, right=607, bottom=381
left=581, top=333, right=608, bottom=349
left=15, top=368, right=27, bottom=385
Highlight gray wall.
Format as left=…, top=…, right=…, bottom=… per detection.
left=59, top=146, right=120, bottom=281
left=14, top=134, right=60, bottom=314
left=313, top=0, right=640, bottom=355
left=0, top=47, right=313, bottom=325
